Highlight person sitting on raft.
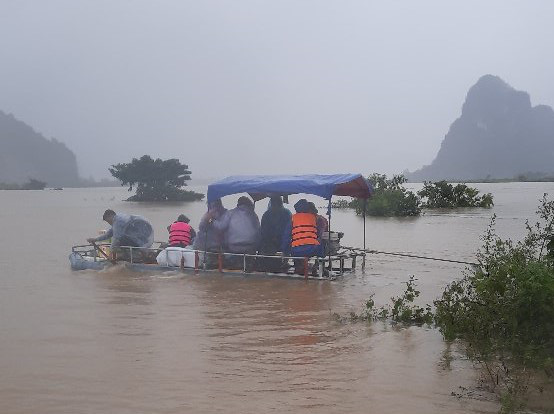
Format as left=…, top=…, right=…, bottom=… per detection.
left=307, top=201, right=328, bottom=236
left=209, top=196, right=260, bottom=268
left=281, top=198, right=324, bottom=260
left=260, top=196, right=292, bottom=255
left=87, top=209, right=154, bottom=259
left=258, top=196, right=292, bottom=272
left=193, top=199, right=228, bottom=267
left=167, top=214, right=196, bottom=248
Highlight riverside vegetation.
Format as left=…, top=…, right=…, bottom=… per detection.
left=0, top=178, right=47, bottom=190
left=332, top=174, right=493, bottom=216
left=337, top=195, right=554, bottom=413
left=433, top=195, right=554, bottom=412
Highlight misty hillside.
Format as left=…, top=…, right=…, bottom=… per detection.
left=410, top=75, right=554, bottom=181
left=0, top=111, right=80, bottom=186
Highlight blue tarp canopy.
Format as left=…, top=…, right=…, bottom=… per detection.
left=207, top=174, right=373, bottom=203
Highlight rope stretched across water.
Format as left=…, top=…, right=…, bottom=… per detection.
left=344, top=246, right=480, bottom=267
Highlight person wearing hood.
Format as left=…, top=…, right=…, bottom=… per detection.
left=87, top=209, right=154, bottom=262
left=307, top=201, right=328, bottom=237
left=258, top=196, right=292, bottom=272
left=193, top=199, right=227, bottom=267
left=210, top=196, right=261, bottom=256
left=281, top=199, right=324, bottom=258
left=194, top=199, right=227, bottom=252
left=260, top=196, right=292, bottom=254
left=87, top=209, right=154, bottom=249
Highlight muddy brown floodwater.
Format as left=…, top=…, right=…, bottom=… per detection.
left=1, top=183, right=553, bottom=414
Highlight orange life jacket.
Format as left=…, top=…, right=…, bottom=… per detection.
left=291, top=213, right=320, bottom=247
left=169, top=222, right=192, bottom=246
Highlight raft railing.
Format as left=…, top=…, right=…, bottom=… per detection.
left=71, top=243, right=365, bottom=279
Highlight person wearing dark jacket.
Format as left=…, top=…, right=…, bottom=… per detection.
left=260, top=196, right=292, bottom=254
left=258, top=196, right=291, bottom=272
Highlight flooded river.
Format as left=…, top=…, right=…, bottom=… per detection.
left=1, top=183, right=553, bottom=413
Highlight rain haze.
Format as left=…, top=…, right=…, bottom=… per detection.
left=1, top=0, right=553, bottom=180
left=3, top=3, right=554, bottom=413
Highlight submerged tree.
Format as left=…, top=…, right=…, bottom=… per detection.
left=109, top=155, right=204, bottom=202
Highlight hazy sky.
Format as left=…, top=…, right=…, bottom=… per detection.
left=1, top=0, right=553, bottom=179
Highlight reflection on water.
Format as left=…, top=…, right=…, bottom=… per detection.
left=1, top=183, right=553, bottom=413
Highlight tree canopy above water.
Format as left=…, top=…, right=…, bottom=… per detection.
left=109, top=155, right=204, bottom=202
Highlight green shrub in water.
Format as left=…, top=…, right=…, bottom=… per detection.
left=332, top=174, right=421, bottom=217
left=434, top=194, right=554, bottom=410
left=418, top=180, right=493, bottom=208
left=333, top=175, right=493, bottom=216
left=350, top=276, right=433, bottom=325
left=371, top=276, right=433, bottom=325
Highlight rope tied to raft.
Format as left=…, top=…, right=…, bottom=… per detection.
left=344, top=246, right=480, bottom=267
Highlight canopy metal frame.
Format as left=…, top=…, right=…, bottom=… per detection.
left=205, top=174, right=373, bottom=276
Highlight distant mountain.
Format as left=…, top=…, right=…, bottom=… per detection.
left=409, top=75, right=554, bottom=181
left=0, top=111, right=80, bottom=187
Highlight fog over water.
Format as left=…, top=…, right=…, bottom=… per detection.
left=1, top=1, right=553, bottom=179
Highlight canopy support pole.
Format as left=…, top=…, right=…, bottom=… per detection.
left=203, top=219, right=209, bottom=271
left=327, top=198, right=332, bottom=273
left=362, top=198, right=367, bottom=270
